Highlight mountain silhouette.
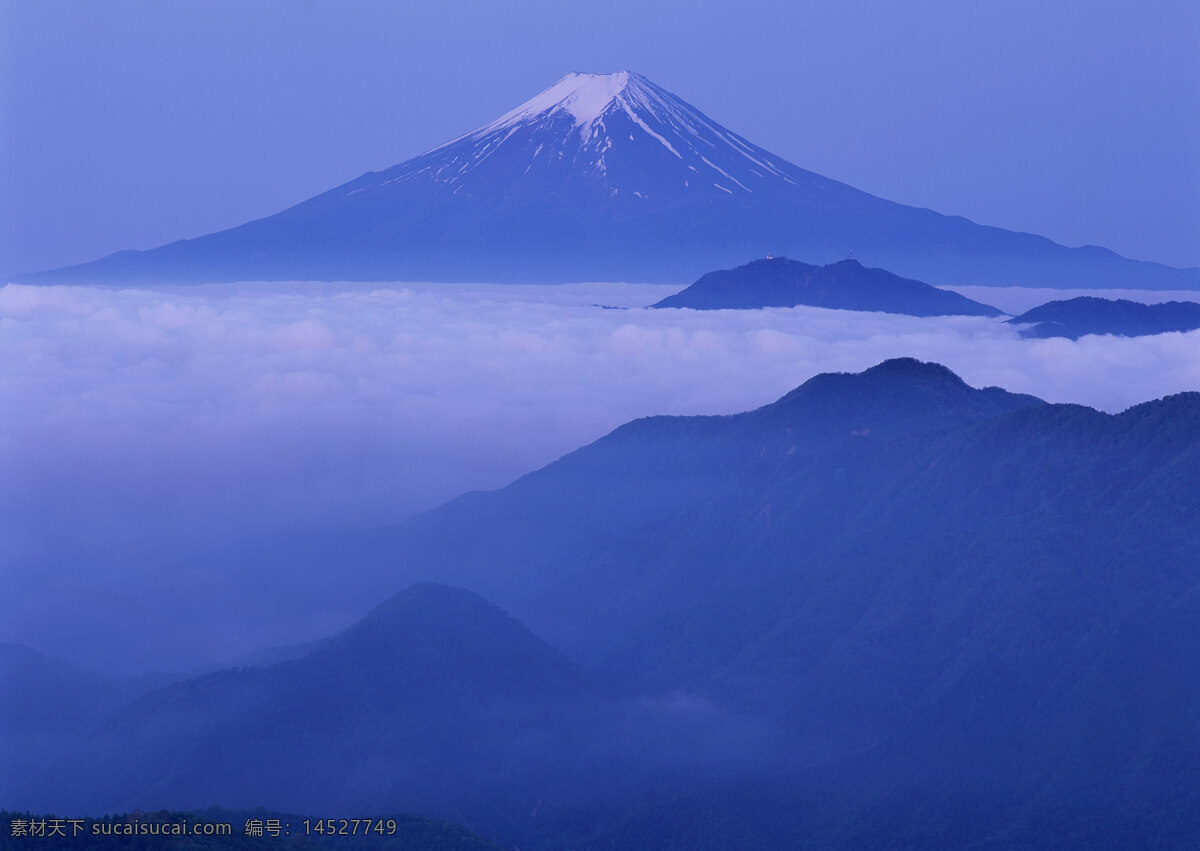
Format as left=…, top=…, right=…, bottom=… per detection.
left=22, top=72, right=1200, bottom=289
left=13, top=361, right=1200, bottom=848
left=28, top=584, right=590, bottom=817
left=1009, top=295, right=1200, bottom=338
left=652, top=256, right=1002, bottom=315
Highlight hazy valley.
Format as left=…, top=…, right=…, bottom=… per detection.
left=4, top=63, right=1200, bottom=850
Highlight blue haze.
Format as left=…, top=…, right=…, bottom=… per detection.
left=0, top=7, right=1198, bottom=842
left=3, top=280, right=1199, bottom=672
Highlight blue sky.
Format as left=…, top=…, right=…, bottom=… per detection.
left=3, top=0, right=1198, bottom=276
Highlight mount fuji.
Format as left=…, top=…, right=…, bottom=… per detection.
left=25, top=71, right=1200, bottom=288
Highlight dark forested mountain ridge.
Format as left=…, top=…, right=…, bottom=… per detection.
left=386, top=358, right=1051, bottom=660
left=1008, top=295, right=1200, bottom=338
left=652, top=256, right=1002, bottom=316
left=12, top=362, right=1200, bottom=848
left=364, top=360, right=1200, bottom=844
left=25, top=584, right=596, bottom=818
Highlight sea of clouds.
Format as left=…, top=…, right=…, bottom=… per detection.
left=3, top=280, right=1199, bottom=671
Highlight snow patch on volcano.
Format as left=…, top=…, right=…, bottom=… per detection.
left=481, top=71, right=632, bottom=136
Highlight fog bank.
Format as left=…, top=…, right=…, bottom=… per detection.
left=4, top=280, right=1198, bottom=670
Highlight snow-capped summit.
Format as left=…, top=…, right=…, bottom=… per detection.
left=26, top=72, right=1200, bottom=289
left=433, top=70, right=793, bottom=192
left=341, top=70, right=798, bottom=206
left=476, top=71, right=637, bottom=137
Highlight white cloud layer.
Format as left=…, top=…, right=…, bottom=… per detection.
left=3, top=280, right=1199, bottom=671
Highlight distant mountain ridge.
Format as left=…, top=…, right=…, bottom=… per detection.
left=652, top=256, right=1002, bottom=315
left=1009, top=295, right=1200, bottom=338
left=20, top=71, right=1200, bottom=289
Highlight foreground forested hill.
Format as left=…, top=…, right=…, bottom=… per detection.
left=8, top=360, right=1199, bottom=849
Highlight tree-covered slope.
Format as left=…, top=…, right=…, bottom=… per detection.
left=365, top=359, right=1200, bottom=845
left=12, top=360, right=1200, bottom=848
left=25, top=584, right=592, bottom=820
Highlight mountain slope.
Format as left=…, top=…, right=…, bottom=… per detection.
left=0, top=644, right=180, bottom=804
left=23, top=72, right=1200, bottom=289
left=355, top=359, right=1047, bottom=671
left=27, top=583, right=785, bottom=846
left=16, top=361, right=1200, bottom=848
left=1009, top=295, right=1200, bottom=338
left=652, top=256, right=1002, bottom=315
left=28, top=584, right=591, bottom=817
left=355, top=360, right=1200, bottom=844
